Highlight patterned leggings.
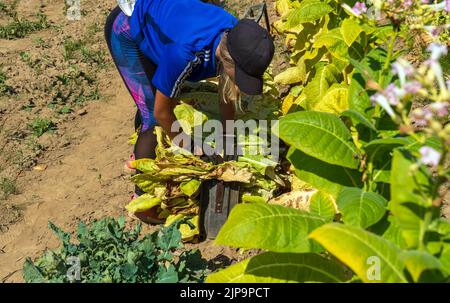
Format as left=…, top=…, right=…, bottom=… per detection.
left=105, top=6, right=157, bottom=132
left=105, top=6, right=158, bottom=165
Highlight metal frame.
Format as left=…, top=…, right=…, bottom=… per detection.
left=243, top=2, right=271, bottom=34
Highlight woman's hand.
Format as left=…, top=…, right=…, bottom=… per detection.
left=154, top=90, right=202, bottom=155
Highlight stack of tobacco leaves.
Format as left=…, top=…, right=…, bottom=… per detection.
left=126, top=80, right=288, bottom=242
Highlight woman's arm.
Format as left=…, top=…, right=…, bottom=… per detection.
left=153, top=90, right=181, bottom=141
left=154, top=90, right=201, bottom=154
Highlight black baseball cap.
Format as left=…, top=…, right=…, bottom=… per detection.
left=227, top=19, right=275, bottom=95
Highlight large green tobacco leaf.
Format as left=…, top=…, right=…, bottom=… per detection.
left=309, top=191, right=336, bottom=221
left=402, top=250, right=446, bottom=282
left=349, top=47, right=392, bottom=86
left=287, top=148, right=362, bottom=198
left=310, top=83, right=349, bottom=114
left=336, top=187, right=387, bottom=228
left=302, top=63, right=341, bottom=107
left=276, top=111, right=360, bottom=169
left=310, top=223, right=408, bottom=283
left=215, top=203, right=327, bottom=253
left=206, top=252, right=349, bottom=283
left=286, top=0, right=332, bottom=28
left=372, top=215, right=408, bottom=249
left=390, top=149, right=433, bottom=248
left=347, top=72, right=372, bottom=118
left=314, top=28, right=360, bottom=61
left=23, top=258, right=46, bottom=283
left=340, top=18, right=363, bottom=46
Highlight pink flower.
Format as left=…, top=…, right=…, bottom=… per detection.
left=419, top=146, right=441, bottom=167
left=385, top=84, right=402, bottom=105
left=411, top=108, right=432, bottom=126
left=352, top=2, right=368, bottom=16
left=403, top=0, right=413, bottom=7
left=429, top=102, right=449, bottom=117
left=403, top=81, right=422, bottom=94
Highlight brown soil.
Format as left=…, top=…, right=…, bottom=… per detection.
left=0, top=0, right=281, bottom=282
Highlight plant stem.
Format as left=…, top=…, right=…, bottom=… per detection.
left=375, top=31, right=398, bottom=118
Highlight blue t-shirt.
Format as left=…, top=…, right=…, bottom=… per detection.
left=129, top=0, right=238, bottom=98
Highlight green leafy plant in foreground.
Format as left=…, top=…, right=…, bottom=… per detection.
left=23, top=217, right=209, bottom=283
left=206, top=0, right=450, bottom=283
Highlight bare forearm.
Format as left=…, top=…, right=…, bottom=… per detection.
left=153, top=90, right=192, bottom=150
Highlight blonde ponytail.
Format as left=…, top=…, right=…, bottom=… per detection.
left=217, top=32, right=242, bottom=112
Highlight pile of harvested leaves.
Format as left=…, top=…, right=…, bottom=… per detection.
left=126, top=79, right=291, bottom=241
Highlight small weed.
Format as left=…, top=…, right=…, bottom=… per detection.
left=25, top=137, right=44, bottom=152
left=28, top=118, right=56, bottom=137
left=63, top=38, right=84, bottom=61
left=0, top=0, right=18, bottom=18
left=58, top=105, right=72, bottom=114
left=81, top=47, right=107, bottom=67
left=63, top=36, right=108, bottom=68
left=0, top=68, right=13, bottom=95
left=19, top=51, right=33, bottom=66
left=0, top=13, right=49, bottom=40
left=0, top=177, right=18, bottom=200
left=21, top=100, right=36, bottom=112
left=86, top=22, right=101, bottom=38
left=33, top=36, right=49, bottom=48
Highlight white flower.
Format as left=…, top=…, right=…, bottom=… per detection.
left=425, top=1, right=447, bottom=11
left=419, top=146, right=441, bottom=167
left=370, top=93, right=396, bottom=118
left=392, top=58, right=414, bottom=86
left=427, top=43, right=448, bottom=61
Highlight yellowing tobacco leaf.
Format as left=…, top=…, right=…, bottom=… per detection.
left=274, top=64, right=306, bottom=85
left=180, top=179, right=202, bottom=197
left=340, top=18, right=363, bottom=46
left=126, top=194, right=161, bottom=213
left=275, top=0, right=292, bottom=18
left=268, top=190, right=317, bottom=211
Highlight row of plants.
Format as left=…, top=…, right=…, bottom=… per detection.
left=206, top=0, right=450, bottom=283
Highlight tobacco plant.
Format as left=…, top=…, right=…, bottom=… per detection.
left=206, top=0, right=449, bottom=283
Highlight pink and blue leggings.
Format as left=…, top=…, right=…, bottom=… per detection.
left=105, top=6, right=157, bottom=133
left=105, top=7, right=158, bottom=196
